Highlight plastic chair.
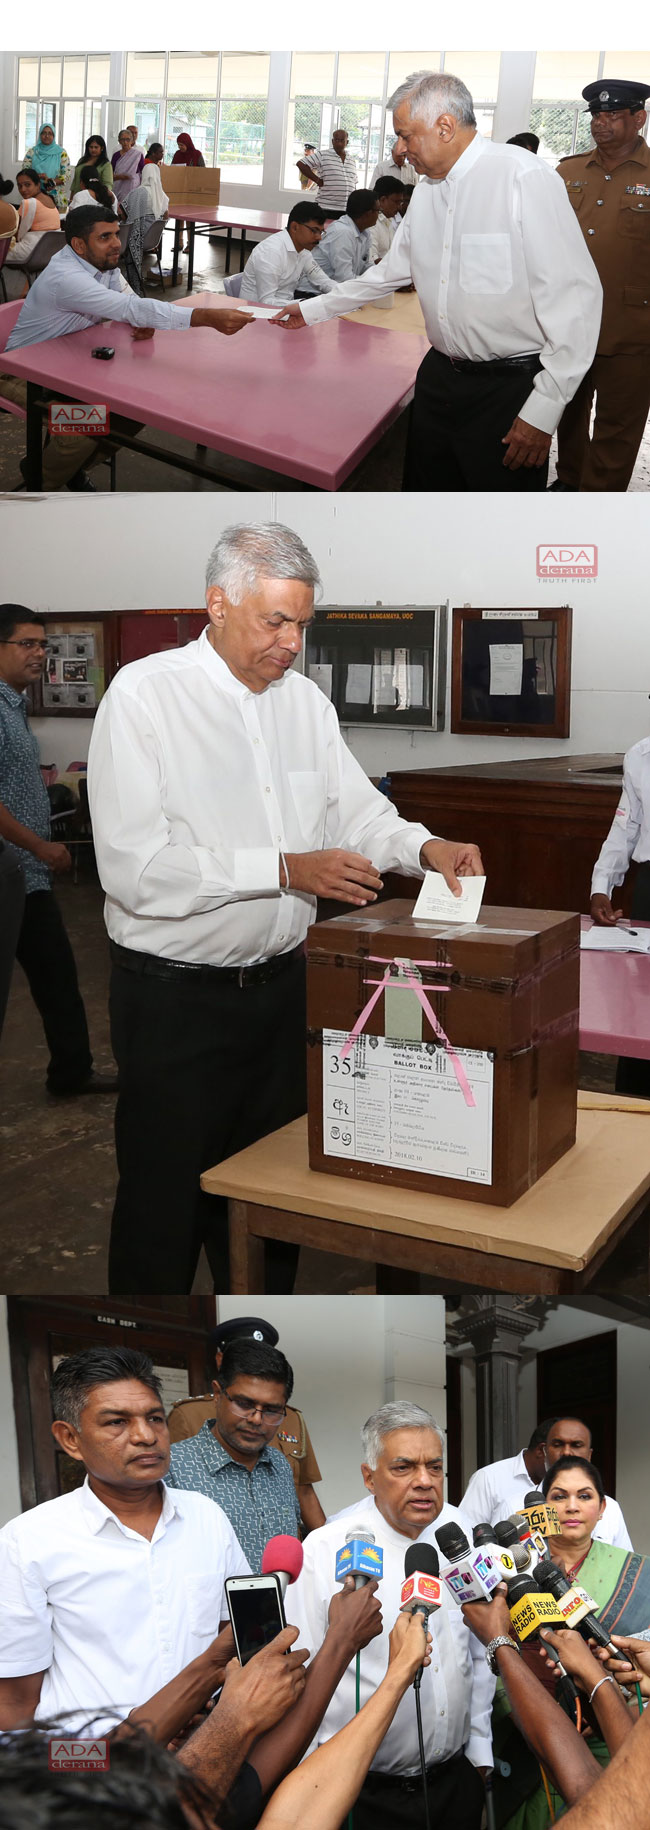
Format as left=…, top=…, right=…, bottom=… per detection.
left=222, top=271, right=244, bottom=297
left=141, top=218, right=166, bottom=289
left=0, top=226, right=18, bottom=304
left=21, top=230, right=66, bottom=288
left=0, top=299, right=27, bottom=423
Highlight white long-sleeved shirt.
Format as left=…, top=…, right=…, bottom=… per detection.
left=371, top=155, right=418, bottom=190
left=87, top=629, right=435, bottom=967
left=314, top=215, right=372, bottom=282
left=240, top=227, right=337, bottom=305
left=460, top=1451, right=633, bottom=1551
left=284, top=1492, right=494, bottom=1772
left=300, top=135, right=603, bottom=435
left=591, top=740, right=650, bottom=899
left=369, top=211, right=397, bottom=263
left=6, top=242, right=193, bottom=349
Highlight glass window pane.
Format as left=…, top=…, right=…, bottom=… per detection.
left=62, top=58, right=85, bottom=98
left=19, top=99, right=38, bottom=158
left=218, top=95, right=266, bottom=183
left=443, top=52, right=501, bottom=101
left=336, top=53, right=385, bottom=99
left=165, top=100, right=216, bottom=165
left=533, top=51, right=600, bottom=100
left=168, top=53, right=219, bottom=96
left=18, top=58, right=39, bottom=96
left=125, top=101, right=163, bottom=150
left=40, top=59, right=62, bottom=95
left=87, top=56, right=111, bottom=96
left=62, top=100, right=86, bottom=164
left=221, top=53, right=270, bottom=98
left=530, top=102, right=593, bottom=162
left=290, top=53, right=335, bottom=99
left=126, top=54, right=166, bottom=98
left=387, top=53, right=441, bottom=93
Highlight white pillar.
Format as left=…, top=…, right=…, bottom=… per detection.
left=492, top=51, right=537, bottom=144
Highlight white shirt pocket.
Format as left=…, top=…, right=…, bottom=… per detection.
left=459, top=233, right=513, bottom=295
left=288, top=770, right=327, bottom=848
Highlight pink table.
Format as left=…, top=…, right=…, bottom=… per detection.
left=0, top=304, right=427, bottom=491
left=165, top=205, right=286, bottom=289
left=580, top=917, right=650, bottom=1058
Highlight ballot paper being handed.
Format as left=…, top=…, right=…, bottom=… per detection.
left=412, top=871, right=486, bottom=924
left=581, top=925, right=650, bottom=955
left=234, top=304, right=290, bottom=320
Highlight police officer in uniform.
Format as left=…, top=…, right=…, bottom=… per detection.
left=553, top=78, right=650, bottom=491
left=167, top=1315, right=326, bottom=1533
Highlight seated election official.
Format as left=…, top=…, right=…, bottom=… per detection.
left=369, top=179, right=406, bottom=261
left=167, top=1339, right=301, bottom=1568
left=284, top=1400, right=492, bottom=1830
left=239, top=202, right=338, bottom=305
left=313, top=191, right=379, bottom=282
left=0, top=1346, right=250, bottom=1734
left=273, top=70, right=603, bottom=494
left=590, top=734, right=650, bottom=1096
left=461, top=1414, right=632, bottom=1550
left=87, top=520, right=483, bottom=1296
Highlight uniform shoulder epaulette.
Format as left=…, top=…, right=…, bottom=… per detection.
left=168, top=1393, right=211, bottom=1414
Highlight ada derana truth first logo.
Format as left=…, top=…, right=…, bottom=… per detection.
left=537, top=545, right=597, bottom=579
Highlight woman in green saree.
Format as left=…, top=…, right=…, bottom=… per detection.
left=494, top=1456, right=650, bottom=1829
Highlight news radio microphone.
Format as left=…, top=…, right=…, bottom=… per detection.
left=505, top=1572, right=566, bottom=1666
left=435, top=1522, right=502, bottom=1604
left=523, top=1491, right=561, bottom=1538
left=260, top=1535, right=304, bottom=1601
left=534, top=1557, right=620, bottom=1657
left=335, top=1527, right=384, bottom=1589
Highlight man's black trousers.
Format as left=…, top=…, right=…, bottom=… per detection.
left=0, top=847, right=25, bottom=1043
left=615, top=861, right=650, bottom=1097
left=14, top=888, right=92, bottom=1090
left=343, top=1751, right=485, bottom=1830
left=403, top=348, right=549, bottom=491
left=108, top=948, right=307, bottom=1293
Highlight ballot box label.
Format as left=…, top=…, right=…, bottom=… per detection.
left=322, top=1032, right=494, bottom=1183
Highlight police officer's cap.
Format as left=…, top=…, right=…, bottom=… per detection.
left=210, top=1315, right=280, bottom=1354
left=582, top=79, right=650, bottom=114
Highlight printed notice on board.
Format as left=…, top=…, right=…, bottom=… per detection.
left=489, top=643, right=523, bottom=697
left=322, top=1031, right=494, bottom=1183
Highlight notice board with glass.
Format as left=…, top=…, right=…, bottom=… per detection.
left=304, top=605, right=447, bottom=729
left=450, top=606, right=572, bottom=739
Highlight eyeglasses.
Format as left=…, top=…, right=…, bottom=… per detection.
left=224, top=1392, right=287, bottom=1422
left=1, top=639, right=49, bottom=652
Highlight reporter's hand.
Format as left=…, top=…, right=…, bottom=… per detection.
left=461, top=1588, right=513, bottom=1647
left=539, top=1628, right=603, bottom=1692
left=218, top=1627, right=309, bottom=1737
left=327, top=1575, right=383, bottom=1654
left=131, top=326, right=155, bottom=341
left=387, top=1611, right=432, bottom=1681
left=590, top=894, right=623, bottom=926
left=271, top=302, right=307, bottom=329
left=501, top=417, right=552, bottom=470
left=598, top=1636, right=650, bottom=1694
left=36, top=840, right=72, bottom=874
left=419, top=837, right=484, bottom=895
left=283, top=849, right=383, bottom=906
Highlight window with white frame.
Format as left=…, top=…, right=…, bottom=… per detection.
left=284, top=50, right=499, bottom=190
left=17, top=55, right=109, bottom=167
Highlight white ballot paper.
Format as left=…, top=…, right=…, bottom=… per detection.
left=489, top=643, right=523, bottom=697
left=323, top=1031, right=494, bottom=1183
left=234, top=304, right=285, bottom=319
left=581, top=925, right=650, bottom=955
left=412, top=871, right=486, bottom=924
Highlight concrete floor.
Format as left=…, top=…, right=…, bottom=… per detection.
left=1, top=223, right=648, bottom=493
left=1, top=871, right=649, bottom=1307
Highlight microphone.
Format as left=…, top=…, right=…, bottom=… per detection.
left=473, top=1525, right=529, bottom=1587
left=261, top=1534, right=304, bottom=1600
left=505, top=1571, right=566, bottom=1659
left=522, top=1490, right=561, bottom=1538
left=534, top=1556, right=620, bottom=1657
left=435, top=1522, right=502, bottom=1603
left=400, top=1543, right=443, bottom=1621
left=493, top=1514, right=546, bottom=1568
left=335, top=1527, right=384, bottom=1588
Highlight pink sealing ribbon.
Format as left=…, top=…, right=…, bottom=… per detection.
left=339, top=957, right=476, bottom=1109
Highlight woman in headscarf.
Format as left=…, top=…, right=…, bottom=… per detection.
left=68, top=167, right=118, bottom=215
left=5, top=168, right=59, bottom=267
left=112, top=130, right=143, bottom=204
left=24, top=124, right=70, bottom=212
left=69, top=135, right=113, bottom=198
left=170, top=133, right=205, bottom=254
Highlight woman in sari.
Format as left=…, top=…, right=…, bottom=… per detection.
left=112, top=131, right=142, bottom=205
left=69, top=135, right=113, bottom=199
left=24, top=125, right=70, bottom=212
left=493, top=1456, right=650, bottom=1830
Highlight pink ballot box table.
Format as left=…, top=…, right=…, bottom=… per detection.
left=580, top=917, right=650, bottom=1059
left=165, top=205, right=286, bottom=290
left=0, top=299, right=427, bottom=491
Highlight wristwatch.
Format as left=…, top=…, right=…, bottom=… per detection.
left=486, top=1636, right=521, bottom=1674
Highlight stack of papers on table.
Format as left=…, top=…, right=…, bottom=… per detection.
left=580, top=926, right=650, bottom=954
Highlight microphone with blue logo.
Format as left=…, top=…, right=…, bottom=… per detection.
left=336, top=1529, right=384, bottom=1830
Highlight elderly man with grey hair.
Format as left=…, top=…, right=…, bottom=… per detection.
left=273, top=69, right=603, bottom=494
left=285, top=1400, right=493, bottom=1830
left=87, top=523, right=482, bottom=1294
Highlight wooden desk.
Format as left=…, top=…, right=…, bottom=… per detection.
left=201, top=1098, right=650, bottom=1295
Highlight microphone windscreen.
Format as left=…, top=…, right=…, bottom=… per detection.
left=405, top=1541, right=439, bottom=1580
left=261, top=1535, right=304, bottom=1584
left=524, top=1491, right=546, bottom=1506
left=435, top=1522, right=469, bottom=1559
left=346, top=1528, right=375, bottom=1545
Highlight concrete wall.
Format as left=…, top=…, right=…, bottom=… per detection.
left=0, top=1301, right=23, bottom=1525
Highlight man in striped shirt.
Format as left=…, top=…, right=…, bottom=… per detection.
left=296, top=130, right=357, bottom=218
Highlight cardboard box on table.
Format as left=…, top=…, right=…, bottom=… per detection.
left=161, top=165, right=221, bottom=207
left=307, top=901, right=580, bottom=1208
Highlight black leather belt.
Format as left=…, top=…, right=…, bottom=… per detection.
left=110, top=940, right=304, bottom=989
left=363, top=1753, right=465, bottom=1793
left=445, top=353, right=541, bottom=375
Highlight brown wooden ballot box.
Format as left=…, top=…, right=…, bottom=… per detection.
left=307, top=901, right=580, bottom=1209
